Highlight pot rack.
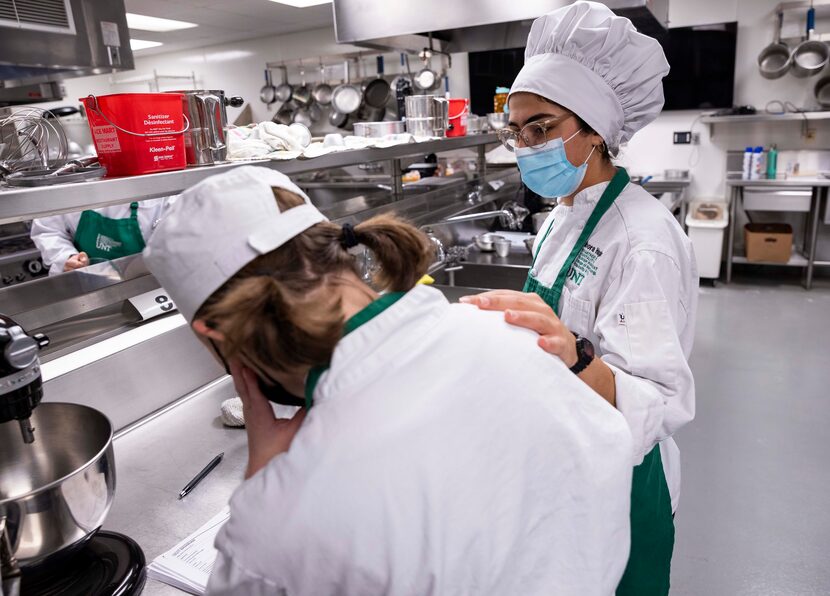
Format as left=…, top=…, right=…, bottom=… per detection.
left=265, top=48, right=450, bottom=82
left=775, top=0, right=830, bottom=43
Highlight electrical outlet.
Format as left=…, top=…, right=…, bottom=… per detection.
left=673, top=131, right=692, bottom=144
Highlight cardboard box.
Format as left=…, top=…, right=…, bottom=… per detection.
left=744, top=223, right=793, bottom=263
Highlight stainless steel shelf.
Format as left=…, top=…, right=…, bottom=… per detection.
left=701, top=112, right=830, bottom=124
left=0, top=134, right=499, bottom=224
left=731, top=253, right=809, bottom=267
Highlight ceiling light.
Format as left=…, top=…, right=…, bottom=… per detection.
left=266, top=0, right=332, bottom=7
left=126, top=13, right=198, bottom=32
left=130, top=39, right=163, bottom=51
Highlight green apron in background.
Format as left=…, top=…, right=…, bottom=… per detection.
left=73, top=202, right=146, bottom=261
left=524, top=168, right=675, bottom=596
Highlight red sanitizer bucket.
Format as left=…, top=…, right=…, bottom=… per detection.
left=81, top=93, right=189, bottom=177
left=447, top=98, right=469, bottom=137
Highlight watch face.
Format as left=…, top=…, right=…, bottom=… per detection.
left=579, top=338, right=595, bottom=360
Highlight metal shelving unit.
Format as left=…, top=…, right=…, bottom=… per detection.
left=0, top=134, right=499, bottom=225
left=700, top=112, right=830, bottom=124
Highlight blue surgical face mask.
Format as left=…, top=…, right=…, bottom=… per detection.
left=515, top=129, right=595, bottom=199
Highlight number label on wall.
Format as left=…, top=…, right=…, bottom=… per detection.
left=126, top=289, right=178, bottom=321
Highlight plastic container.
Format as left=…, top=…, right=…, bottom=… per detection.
left=685, top=201, right=729, bottom=278
left=446, top=98, right=469, bottom=137
left=80, top=93, right=188, bottom=177
left=742, top=147, right=753, bottom=180
left=750, top=146, right=764, bottom=180
left=493, top=86, right=510, bottom=113
left=766, top=144, right=778, bottom=179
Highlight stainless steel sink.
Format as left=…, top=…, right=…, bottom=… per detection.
left=430, top=262, right=530, bottom=291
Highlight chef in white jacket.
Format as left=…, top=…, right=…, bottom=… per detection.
left=461, top=3, right=698, bottom=595
left=30, top=198, right=171, bottom=274
left=143, top=166, right=634, bottom=595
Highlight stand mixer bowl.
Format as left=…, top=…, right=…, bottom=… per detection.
left=0, top=403, right=115, bottom=568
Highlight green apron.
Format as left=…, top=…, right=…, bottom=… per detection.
left=73, top=202, right=146, bottom=261
left=524, top=168, right=675, bottom=596
left=304, top=292, right=406, bottom=409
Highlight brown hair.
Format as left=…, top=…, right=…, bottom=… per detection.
left=197, top=188, right=434, bottom=378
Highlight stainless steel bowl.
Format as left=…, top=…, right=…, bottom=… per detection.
left=0, top=403, right=115, bottom=567
left=473, top=233, right=505, bottom=252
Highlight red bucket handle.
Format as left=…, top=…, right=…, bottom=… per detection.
left=84, top=95, right=190, bottom=137
left=448, top=101, right=469, bottom=120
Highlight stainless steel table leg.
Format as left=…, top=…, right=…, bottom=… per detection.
left=805, top=187, right=822, bottom=290
left=476, top=144, right=486, bottom=178
left=391, top=158, right=402, bottom=201
left=726, top=185, right=738, bottom=283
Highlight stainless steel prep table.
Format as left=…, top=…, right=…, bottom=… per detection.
left=104, top=377, right=243, bottom=595
left=725, top=178, right=830, bottom=289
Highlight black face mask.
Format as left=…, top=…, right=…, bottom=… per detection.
left=208, top=339, right=306, bottom=408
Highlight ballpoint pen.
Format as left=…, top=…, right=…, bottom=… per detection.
left=178, top=452, right=224, bottom=500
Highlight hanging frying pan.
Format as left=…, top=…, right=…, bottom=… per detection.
left=791, top=5, right=829, bottom=78
left=758, top=12, right=791, bottom=79
left=260, top=70, right=277, bottom=105
left=363, top=55, right=391, bottom=110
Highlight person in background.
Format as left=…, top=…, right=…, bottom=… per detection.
left=30, top=198, right=172, bottom=274
left=143, top=166, right=634, bottom=596
left=460, top=3, right=698, bottom=595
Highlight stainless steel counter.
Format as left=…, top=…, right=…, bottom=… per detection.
left=104, top=377, right=244, bottom=595
left=725, top=177, right=830, bottom=187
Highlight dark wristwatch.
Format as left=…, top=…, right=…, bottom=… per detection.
left=569, top=333, right=595, bottom=375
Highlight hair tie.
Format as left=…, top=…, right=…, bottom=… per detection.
left=341, top=223, right=359, bottom=249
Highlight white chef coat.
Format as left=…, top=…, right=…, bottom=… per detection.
left=531, top=180, right=698, bottom=512
left=30, top=198, right=173, bottom=275
left=207, top=285, right=633, bottom=596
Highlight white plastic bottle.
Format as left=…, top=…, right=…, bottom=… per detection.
left=742, top=146, right=753, bottom=180
left=750, top=146, right=764, bottom=180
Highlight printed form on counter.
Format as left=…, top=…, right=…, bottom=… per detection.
left=146, top=507, right=229, bottom=595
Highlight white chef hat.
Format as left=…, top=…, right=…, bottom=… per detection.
left=143, top=166, right=326, bottom=323
left=509, top=0, right=669, bottom=153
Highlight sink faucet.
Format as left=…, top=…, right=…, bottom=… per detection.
left=440, top=201, right=529, bottom=231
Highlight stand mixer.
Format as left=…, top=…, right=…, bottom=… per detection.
left=0, top=315, right=145, bottom=596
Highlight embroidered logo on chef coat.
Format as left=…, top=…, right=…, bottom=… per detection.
left=96, top=234, right=123, bottom=252
left=567, top=243, right=604, bottom=286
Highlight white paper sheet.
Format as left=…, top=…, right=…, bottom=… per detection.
left=146, top=507, right=229, bottom=595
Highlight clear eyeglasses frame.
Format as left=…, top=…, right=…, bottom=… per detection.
left=496, top=114, right=575, bottom=152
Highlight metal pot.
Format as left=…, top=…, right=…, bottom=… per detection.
left=293, top=65, right=312, bottom=107
left=331, top=60, right=362, bottom=115
left=274, top=66, right=293, bottom=104
left=815, top=76, right=830, bottom=107
left=352, top=120, right=405, bottom=138
left=0, top=403, right=115, bottom=568
left=329, top=109, right=349, bottom=129
left=172, top=89, right=242, bottom=166
left=312, top=62, right=333, bottom=106
left=404, top=95, right=448, bottom=137
left=791, top=7, right=829, bottom=78
left=758, top=12, right=791, bottom=79
left=259, top=70, right=277, bottom=105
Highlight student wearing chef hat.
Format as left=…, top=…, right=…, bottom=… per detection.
left=143, top=165, right=635, bottom=594
left=461, top=3, right=698, bottom=594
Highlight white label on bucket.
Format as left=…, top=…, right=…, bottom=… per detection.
left=100, top=21, right=120, bottom=47
left=92, top=125, right=121, bottom=154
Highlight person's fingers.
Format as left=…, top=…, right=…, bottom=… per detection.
left=466, top=292, right=551, bottom=315
left=228, top=359, right=250, bottom=403
left=459, top=289, right=524, bottom=305
left=538, top=333, right=568, bottom=355
left=503, top=309, right=560, bottom=336
left=77, top=252, right=89, bottom=265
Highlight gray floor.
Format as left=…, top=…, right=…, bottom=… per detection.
left=671, top=275, right=830, bottom=596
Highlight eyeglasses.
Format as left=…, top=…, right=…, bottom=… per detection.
left=496, top=114, right=575, bottom=152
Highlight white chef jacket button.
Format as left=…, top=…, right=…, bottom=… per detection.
left=530, top=268, right=537, bottom=277
left=577, top=221, right=585, bottom=230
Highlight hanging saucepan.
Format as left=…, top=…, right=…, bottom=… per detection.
left=274, top=102, right=294, bottom=125
left=363, top=55, right=391, bottom=111
left=308, top=102, right=323, bottom=123
left=329, top=109, right=349, bottom=128
left=331, top=60, right=362, bottom=115
left=260, top=70, right=277, bottom=105
left=293, top=107, right=313, bottom=127
left=414, top=53, right=438, bottom=91
left=293, top=63, right=312, bottom=107
left=791, top=6, right=829, bottom=78
left=312, top=61, right=333, bottom=106
left=815, top=76, right=830, bottom=107
left=274, top=65, right=293, bottom=104
left=758, top=12, right=791, bottom=79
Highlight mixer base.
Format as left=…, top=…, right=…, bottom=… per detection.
left=20, top=531, right=145, bottom=596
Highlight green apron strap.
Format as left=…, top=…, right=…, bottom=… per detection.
left=523, top=168, right=630, bottom=315
left=304, top=292, right=406, bottom=409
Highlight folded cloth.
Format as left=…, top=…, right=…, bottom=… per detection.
left=220, top=397, right=245, bottom=427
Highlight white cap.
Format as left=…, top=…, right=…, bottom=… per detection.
left=143, top=166, right=327, bottom=323
left=509, top=1, right=669, bottom=153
